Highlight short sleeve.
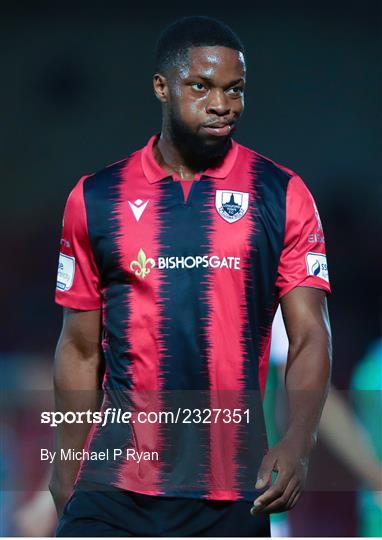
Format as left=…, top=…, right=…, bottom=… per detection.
left=275, top=175, right=331, bottom=299
left=55, top=175, right=101, bottom=310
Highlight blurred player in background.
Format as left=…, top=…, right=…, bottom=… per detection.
left=264, top=307, right=382, bottom=537
left=350, top=338, right=382, bottom=536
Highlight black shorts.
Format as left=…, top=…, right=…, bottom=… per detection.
left=56, top=481, right=270, bottom=537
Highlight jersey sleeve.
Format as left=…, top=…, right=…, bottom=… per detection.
left=55, top=175, right=101, bottom=310
left=275, top=175, right=331, bottom=299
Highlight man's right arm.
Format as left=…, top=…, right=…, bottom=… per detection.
left=49, top=307, right=104, bottom=519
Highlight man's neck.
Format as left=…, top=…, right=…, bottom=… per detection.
left=154, top=133, right=202, bottom=180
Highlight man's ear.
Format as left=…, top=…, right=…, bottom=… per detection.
left=153, top=73, right=169, bottom=103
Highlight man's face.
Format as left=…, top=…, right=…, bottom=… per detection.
left=155, top=46, right=246, bottom=166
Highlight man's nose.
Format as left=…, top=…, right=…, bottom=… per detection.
left=205, top=89, right=230, bottom=116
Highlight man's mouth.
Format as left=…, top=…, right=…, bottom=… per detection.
left=201, top=121, right=233, bottom=137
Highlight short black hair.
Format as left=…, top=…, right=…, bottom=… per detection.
left=155, top=16, right=245, bottom=75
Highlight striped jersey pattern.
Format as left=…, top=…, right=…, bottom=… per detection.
left=55, top=134, right=331, bottom=500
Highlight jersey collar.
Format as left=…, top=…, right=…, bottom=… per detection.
left=141, top=133, right=239, bottom=183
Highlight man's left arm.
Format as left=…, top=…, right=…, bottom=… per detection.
left=251, top=286, right=332, bottom=514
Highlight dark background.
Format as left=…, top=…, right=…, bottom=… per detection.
left=0, top=0, right=381, bottom=536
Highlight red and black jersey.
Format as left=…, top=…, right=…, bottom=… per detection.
left=55, top=134, right=331, bottom=501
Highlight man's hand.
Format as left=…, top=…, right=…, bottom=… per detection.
left=251, top=433, right=310, bottom=514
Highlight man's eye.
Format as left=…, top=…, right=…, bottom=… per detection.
left=191, top=83, right=206, bottom=91
left=228, top=86, right=244, bottom=96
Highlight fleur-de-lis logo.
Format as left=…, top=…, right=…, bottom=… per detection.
left=130, top=248, right=155, bottom=278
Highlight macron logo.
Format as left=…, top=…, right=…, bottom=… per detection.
left=128, top=199, right=149, bottom=222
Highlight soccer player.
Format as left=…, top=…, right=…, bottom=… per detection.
left=51, top=16, right=332, bottom=536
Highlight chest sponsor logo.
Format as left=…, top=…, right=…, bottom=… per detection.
left=128, top=198, right=149, bottom=222
left=56, top=253, right=75, bottom=291
left=129, top=249, right=241, bottom=278
left=306, top=252, right=329, bottom=282
left=215, top=190, right=249, bottom=223
left=130, top=248, right=155, bottom=278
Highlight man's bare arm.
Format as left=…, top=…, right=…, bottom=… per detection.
left=282, top=286, right=332, bottom=449
left=252, top=287, right=332, bottom=514
left=49, top=307, right=104, bottom=518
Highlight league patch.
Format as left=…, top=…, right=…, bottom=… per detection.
left=215, top=190, right=249, bottom=223
left=306, top=252, right=329, bottom=282
left=56, top=253, right=75, bottom=291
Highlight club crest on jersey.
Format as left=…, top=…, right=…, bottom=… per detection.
left=215, top=190, right=249, bottom=223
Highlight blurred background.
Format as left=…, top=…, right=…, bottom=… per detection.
left=0, top=0, right=381, bottom=536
